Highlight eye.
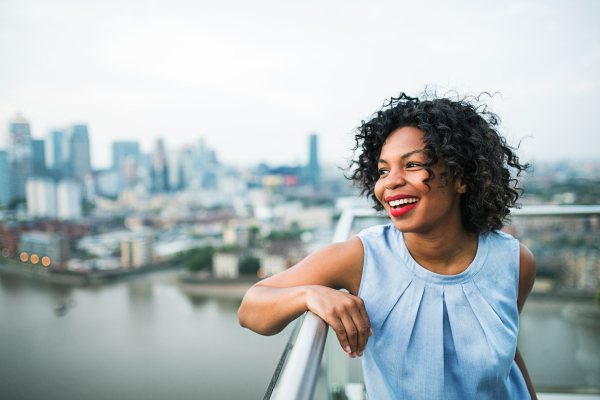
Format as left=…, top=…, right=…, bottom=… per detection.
left=406, top=162, right=421, bottom=169
left=378, top=168, right=389, bottom=176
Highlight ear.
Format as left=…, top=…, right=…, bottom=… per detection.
left=455, top=177, right=467, bottom=194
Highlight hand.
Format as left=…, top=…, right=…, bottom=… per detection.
left=305, top=285, right=373, bottom=358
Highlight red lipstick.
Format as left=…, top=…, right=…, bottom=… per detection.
left=389, top=202, right=417, bottom=217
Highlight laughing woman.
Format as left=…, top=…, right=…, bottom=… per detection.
left=238, top=93, right=537, bottom=400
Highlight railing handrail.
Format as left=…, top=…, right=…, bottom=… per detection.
left=271, top=311, right=328, bottom=400
left=511, top=204, right=600, bottom=216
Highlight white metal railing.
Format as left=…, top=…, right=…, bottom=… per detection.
left=271, top=311, right=328, bottom=400
left=267, top=205, right=600, bottom=400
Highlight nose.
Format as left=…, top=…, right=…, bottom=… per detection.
left=384, top=168, right=406, bottom=190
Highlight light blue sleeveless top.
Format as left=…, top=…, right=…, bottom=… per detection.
left=356, top=224, right=530, bottom=400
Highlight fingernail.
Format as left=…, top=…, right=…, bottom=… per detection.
left=344, top=346, right=351, bottom=353
left=351, top=352, right=356, bottom=358
left=358, top=351, right=363, bottom=357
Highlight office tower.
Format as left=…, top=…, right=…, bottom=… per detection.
left=190, top=138, right=218, bottom=189
left=112, top=141, right=140, bottom=171
left=179, top=146, right=194, bottom=189
left=307, top=134, right=320, bottom=189
left=135, top=153, right=152, bottom=192
left=0, top=150, right=9, bottom=208
left=26, top=177, right=57, bottom=218
left=32, top=139, right=47, bottom=176
left=151, top=139, right=169, bottom=193
left=166, top=149, right=184, bottom=191
left=7, top=114, right=33, bottom=202
left=57, top=180, right=82, bottom=220
left=45, top=129, right=64, bottom=170
left=61, top=125, right=91, bottom=180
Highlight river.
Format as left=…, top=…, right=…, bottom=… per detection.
left=0, top=271, right=291, bottom=400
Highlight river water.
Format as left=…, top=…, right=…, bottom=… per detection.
left=0, top=271, right=292, bottom=400
left=1, top=271, right=598, bottom=399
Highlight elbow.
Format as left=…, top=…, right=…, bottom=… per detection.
left=237, top=298, right=251, bottom=329
left=238, top=298, right=280, bottom=336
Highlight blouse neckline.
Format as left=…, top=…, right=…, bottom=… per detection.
left=393, top=228, right=489, bottom=285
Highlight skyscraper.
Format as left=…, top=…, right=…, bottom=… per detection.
left=61, top=125, right=91, bottom=180
left=7, top=114, right=33, bottom=202
left=307, top=134, right=320, bottom=189
left=46, top=129, right=64, bottom=171
left=112, top=141, right=140, bottom=171
left=0, top=150, right=10, bottom=208
left=32, top=139, right=47, bottom=176
left=151, top=139, right=169, bottom=193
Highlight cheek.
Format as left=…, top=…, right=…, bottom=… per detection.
left=374, top=180, right=385, bottom=203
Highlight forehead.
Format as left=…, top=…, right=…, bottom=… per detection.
left=379, top=127, right=426, bottom=160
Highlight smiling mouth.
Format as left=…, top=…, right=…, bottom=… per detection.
left=387, top=197, right=419, bottom=210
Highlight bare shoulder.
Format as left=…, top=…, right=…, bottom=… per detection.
left=254, top=236, right=364, bottom=295
left=517, top=243, right=536, bottom=313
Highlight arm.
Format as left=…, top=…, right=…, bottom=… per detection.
left=238, top=237, right=371, bottom=357
left=515, top=243, right=537, bottom=400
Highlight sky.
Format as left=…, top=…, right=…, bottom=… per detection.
left=1, top=0, right=599, bottom=170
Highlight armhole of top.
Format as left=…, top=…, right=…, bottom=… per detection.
left=355, top=233, right=368, bottom=298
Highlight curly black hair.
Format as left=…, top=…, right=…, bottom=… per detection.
left=349, top=92, right=530, bottom=234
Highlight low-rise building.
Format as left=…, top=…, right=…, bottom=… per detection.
left=121, top=231, right=154, bottom=269
left=19, top=231, right=70, bottom=265
left=213, top=253, right=239, bottom=278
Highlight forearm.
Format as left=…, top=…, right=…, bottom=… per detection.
left=238, top=285, right=309, bottom=336
left=515, top=347, right=537, bottom=400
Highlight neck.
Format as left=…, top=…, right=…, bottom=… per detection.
left=403, top=223, right=478, bottom=275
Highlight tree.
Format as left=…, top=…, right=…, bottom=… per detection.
left=186, top=246, right=215, bottom=272
left=238, top=256, right=261, bottom=276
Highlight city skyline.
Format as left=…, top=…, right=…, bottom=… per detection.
left=1, top=0, right=599, bottom=169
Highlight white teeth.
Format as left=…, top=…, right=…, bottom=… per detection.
left=388, top=198, right=418, bottom=207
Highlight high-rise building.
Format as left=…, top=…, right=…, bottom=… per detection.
left=7, top=114, right=33, bottom=202
left=166, top=149, right=184, bottom=191
left=32, top=139, right=47, bottom=176
left=151, top=139, right=169, bottom=193
left=112, top=141, right=140, bottom=171
left=45, top=129, right=64, bottom=171
left=61, top=125, right=91, bottom=180
left=26, top=177, right=57, bottom=218
left=0, top=150, right=10, bottom=208
left=307, top=134, right=320, bottom=189
left=57, top=180, right=82, bottom=220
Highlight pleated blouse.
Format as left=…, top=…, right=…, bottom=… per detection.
left=356, top=224, right=530, bottom=400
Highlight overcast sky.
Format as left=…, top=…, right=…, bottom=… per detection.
left=1, top=0, right=599, bottom=170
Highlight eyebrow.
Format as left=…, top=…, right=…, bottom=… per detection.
left=378, top=149, right=426, bottom=164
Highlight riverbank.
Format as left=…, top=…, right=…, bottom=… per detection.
left=0, top=259, right=184, bottom=285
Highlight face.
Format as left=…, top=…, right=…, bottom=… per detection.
left=374, top=126, right=466, bottom=234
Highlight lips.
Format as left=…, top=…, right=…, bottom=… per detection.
left=384, top=194, right=420, bottom=217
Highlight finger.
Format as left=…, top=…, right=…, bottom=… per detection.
left=348, top=309, right=368, bottom=356
left=353, top=297, right=372, bottom=352
left=329, top=317, right=351, bottom=354
left=339, top=311, right=359, bottom=356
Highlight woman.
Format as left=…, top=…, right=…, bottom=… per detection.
left=238, top=93, right=537, bottom=399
